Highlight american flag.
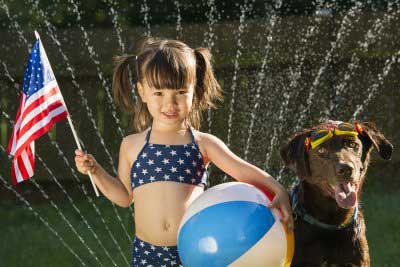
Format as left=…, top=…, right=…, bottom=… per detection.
left=7, top=34, right=68, bottom=185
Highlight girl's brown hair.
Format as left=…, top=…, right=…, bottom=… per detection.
left=112, top=38, right=223, bottom=132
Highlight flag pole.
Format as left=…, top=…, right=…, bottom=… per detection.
left=35, top=31, right=100, bottom=197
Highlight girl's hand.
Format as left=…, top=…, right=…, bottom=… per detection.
left=75, top=149, right=98, bottom=175
left=267, top=188, right=294, bottom=232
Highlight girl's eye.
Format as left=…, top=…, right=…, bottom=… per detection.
left=153, top=92, right=162, bottom=96
left=178, top=90, right=188, bottom=95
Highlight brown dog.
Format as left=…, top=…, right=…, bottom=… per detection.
left=280, top=121, right=393, bottom=267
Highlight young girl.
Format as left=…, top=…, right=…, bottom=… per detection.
left=75, top=38, right=293, bottom=267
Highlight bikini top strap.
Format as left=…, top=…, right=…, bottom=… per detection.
left=144, top=127, right=152, bottom=144
left=188, top=127, right=197, bottom=145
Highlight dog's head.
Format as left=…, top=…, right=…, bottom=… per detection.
left=281, top=121, right=393, bottom=209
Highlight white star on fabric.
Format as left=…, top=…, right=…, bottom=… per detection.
left=170, top=150, right=177, bottom=156
left=139, top=179, right=144, bottom=184
left=191, top=144, right=196, bottom=150
left=162, top=158, right=170, bottom=164
left=140, top=241, right=145, bottom=247
left=142, top=169, right=148, bottom=175
left=144, top=250, right=150, bottom=255
left=141, top=153, right=147, bottom=158
left=155, top=167, right=162, bottom=173
left=149, top=176, right=155, bottom=182
left=133, top=173, right=137, bottom=178
left=177, top=159, right=184, bottom=165
left=185, top=169, right=191, bottom=174
left=164, top=174, right=170, bottom=180
left=141, top=259, right=147, bottom=264
left=178, top=176, right=184, bottom=182
left=163, top=247, right=170, bottom=251
left=136, top=162, right=141, bottom=168
left=184, top=151, right=191, bottom=157
left=170, top=167, right=177, bottom=173
left=155, top=151, right=162, bottom=156
left=150, top=245, right=156, bottom=251
left=197, top=171, right=202, bottom=176
left=147, top=159, right=154, bottom=165
left=192, top=160, right=197, bottom=166
left=184, top=144, right=188, bottom=148
left=198, top=153, right=202, bottom=159
left=157, top=253, right=163, bottom=257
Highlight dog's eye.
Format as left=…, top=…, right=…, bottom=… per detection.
left=345, top=140, right=359, bottom=149
left=317, top=147, right=328, bottom=155
left=349, top=142, right=358, bottom=148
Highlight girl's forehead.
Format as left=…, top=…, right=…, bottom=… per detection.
left=142, top=80, right=194, bottom=91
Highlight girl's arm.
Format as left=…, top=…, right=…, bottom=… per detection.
left=75, top=137, right=133, bottom=207
left=201, top=133, right=293, bottom=231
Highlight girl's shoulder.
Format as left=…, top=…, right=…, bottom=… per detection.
left=191, top=130, right=220, bottom=146
left=123, top=130, right=148, bottom=146
left=191, top=130, right=224, bottom=153
left=120, top=130, right=149, bottom=160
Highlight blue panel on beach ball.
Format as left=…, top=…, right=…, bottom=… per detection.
left=178, top=201, right=275, bottom=267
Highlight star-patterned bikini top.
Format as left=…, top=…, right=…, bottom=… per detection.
left=130, top=126, right=208, bottom=190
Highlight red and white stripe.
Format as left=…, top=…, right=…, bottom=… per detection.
left=7, top=80, right=68, bottom=184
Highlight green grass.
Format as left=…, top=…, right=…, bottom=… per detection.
left=1, top=183, right=399, bottom=267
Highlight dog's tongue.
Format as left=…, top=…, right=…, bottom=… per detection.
left=334, top=182, right=357, bottom=209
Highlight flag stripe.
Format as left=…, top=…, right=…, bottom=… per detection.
left=20, top=86, right=61, bottom=127
left=24, top=80, right=58, bottom=107
left=7, top=95, right=25, bottom=155
left=14, top=107, right=68, bottom=157
left=19, top=100, right=66, bottom=136
left=21, top=149, right=34, bottom=177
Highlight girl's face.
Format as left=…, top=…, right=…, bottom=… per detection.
left=138, top=80, right=195, bottom=126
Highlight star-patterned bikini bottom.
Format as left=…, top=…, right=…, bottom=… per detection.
left=131, top=235, right=183, bottom=267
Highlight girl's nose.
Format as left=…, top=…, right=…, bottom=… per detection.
left=163, top=93, right=177, bottom=107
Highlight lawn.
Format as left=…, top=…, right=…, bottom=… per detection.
left=1, top=179, right=399, bottom=267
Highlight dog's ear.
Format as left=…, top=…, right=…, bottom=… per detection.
left=359, top=122, right=393, bottom=160
left=280, top=129, right=312, bottom=178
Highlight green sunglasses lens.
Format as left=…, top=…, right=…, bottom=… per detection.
left=311, top=130, right=329, bottom=140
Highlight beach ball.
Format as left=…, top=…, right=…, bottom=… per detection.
left=178, top=182, right=294, bottom=267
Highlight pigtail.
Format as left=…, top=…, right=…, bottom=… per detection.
left=112, top=55, right=136, bottom=113
left=194, top=48, right=223, bottom=111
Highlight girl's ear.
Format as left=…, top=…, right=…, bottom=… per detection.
left=137, top=82, right=146, bottom=103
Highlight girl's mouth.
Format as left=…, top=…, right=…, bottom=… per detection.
left=162, top=112, right=179, bottom=119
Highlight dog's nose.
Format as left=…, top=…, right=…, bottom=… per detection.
left=337, top=163, right=353, bottom=178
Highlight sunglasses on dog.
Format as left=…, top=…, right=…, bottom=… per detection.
left=305, top=122, right=363, bottom=152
